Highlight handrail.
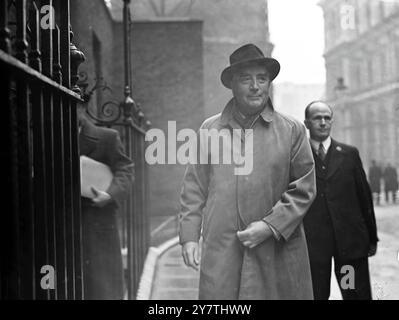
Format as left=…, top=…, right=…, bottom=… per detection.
left=0, top=49, right=82, bottom=101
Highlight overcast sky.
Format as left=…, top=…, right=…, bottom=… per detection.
left=268, top=0, right=326, bottom=84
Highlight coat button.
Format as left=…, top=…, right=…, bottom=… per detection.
left=322, top=166, right=326, bottom=170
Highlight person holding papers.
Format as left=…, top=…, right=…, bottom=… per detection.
left=78, top=105, right=133, bottom=300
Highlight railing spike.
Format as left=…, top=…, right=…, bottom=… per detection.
left=28, top=2, right=42, bottom=72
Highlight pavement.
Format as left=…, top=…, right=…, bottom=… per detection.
left=150, top=240, right=199, bottom=300
left=149, top=204, right=399, bottom=300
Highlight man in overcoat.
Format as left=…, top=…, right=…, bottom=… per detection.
left=79, top=108, right=133, bottom=300
left=179, top=44, right=317, bottom=300
left=303, top=101, right=378, bottom=300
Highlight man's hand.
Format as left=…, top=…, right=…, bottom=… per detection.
left=182, top=241, right=200, bottom=271
left=237, top=221, right=273, bottom=249
left=91, top=186, right=112, bottom=207
left=368, top=243, right=377, bottom=257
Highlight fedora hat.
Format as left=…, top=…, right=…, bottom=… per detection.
left=221, top=43, right=280, bottom=89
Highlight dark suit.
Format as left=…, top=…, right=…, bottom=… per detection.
left=303, top=139, right=378, bottom=300
left=368, top=165, right=382, bottom=194
left=383, top=165, right=398, bottom=203
left=79, top=119, right=133, bottom=300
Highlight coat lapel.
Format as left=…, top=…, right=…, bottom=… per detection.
left=79, top=119, right=99, bottom=157
left=326, top=139, right=344, bottom=180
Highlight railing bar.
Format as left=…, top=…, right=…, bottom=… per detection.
left=70, top=100, right=83, bottom=300
left=52, top=26, right=62, bottom=84
left=63, top=97, right=76, bottom=300
left=0, top=72, right=18, bottom=299
left=32, top=82, right=50, bottom=300
left=28, top=2, right=41, bottom=72
left=39, top=0, right=53, bottom=78
left=135, top=132, right=142, bottom=286
left=15, top=0, right=28, bottom=63
left=140, top=137, right=148, bottom=268
left=15, top=9, right=32, bottom=300
left=59, top=0, right=71, bottom=89
left=43, top=86, right=57, bottom=300
left=132, top=132, right=140, bottom=296
left=124, top=125, right=134, bottom=299
left=53, top=92, right=67, bottom=299
left=137, top=134, right=144, bottom=288
left=16, top=78, right=35, bottom=299
left=142, top=138, right=150, bottom=254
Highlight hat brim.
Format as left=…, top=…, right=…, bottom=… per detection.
left=221, top=57, right=280, bottom=89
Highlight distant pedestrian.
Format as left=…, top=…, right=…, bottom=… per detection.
left=368, top=160, right=382, bottom=205
left=383, top=163, right=398, bottom=204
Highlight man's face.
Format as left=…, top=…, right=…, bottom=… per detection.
left=305, top=102, right=333, bottom=142
left=231, top=64, right=271, bottom=116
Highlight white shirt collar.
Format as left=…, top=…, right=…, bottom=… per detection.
left=310, top=136, right=331, bottom=153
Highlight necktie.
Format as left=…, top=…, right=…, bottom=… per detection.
left=318, top=143, right=326, bottom=161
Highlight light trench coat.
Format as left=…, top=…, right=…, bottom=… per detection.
left=179, top=99, right=316, bottom=300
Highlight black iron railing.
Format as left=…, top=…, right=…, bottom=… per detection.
left=0, top=0, right=85, bottom=300
left=1, top=0, right=149, bottom=300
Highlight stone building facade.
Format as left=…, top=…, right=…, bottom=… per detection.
left=320, top=0, right=399, bottom=169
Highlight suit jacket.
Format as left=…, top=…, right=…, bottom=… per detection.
left=303, top=139, right=378, bottom=262
left=79, top=118, right=133, bottom=300
left=368, top=165, right=382, bottom=193
left=383, top=166, right=398, bottom=191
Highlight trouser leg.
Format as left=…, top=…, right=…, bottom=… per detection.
left=334, top=257, right=372, bottom=300
left=308, top=257, right=332, bottom=300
